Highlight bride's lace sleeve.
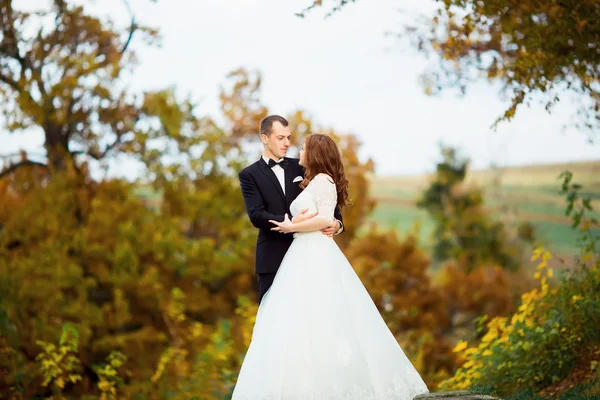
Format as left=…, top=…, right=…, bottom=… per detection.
left=310, top=174, right=338, bottom=222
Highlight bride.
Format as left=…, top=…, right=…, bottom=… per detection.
left=231, top=134, right=430, bottom=400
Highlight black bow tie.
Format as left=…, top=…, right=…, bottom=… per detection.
left=268, top=158, right=288, bottom=170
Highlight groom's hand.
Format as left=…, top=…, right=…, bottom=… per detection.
left=292, top=208, right=318, bottom=223
left=320, top=219, right=341, bottom=238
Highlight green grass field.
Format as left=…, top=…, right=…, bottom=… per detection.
left=367, top=160, right=600, bottom=257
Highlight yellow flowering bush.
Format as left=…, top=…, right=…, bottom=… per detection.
left=35, top=323, right=83, bottom=397
left=94, top=351, right=127, bottom=400
left=35, top=324, right=129, bottom=400
left=438, top=172, right=600, bottom=397
left=440, top=248, right=599, bottom=395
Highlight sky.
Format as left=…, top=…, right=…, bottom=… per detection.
left=1, top=0, right=598, bottom=178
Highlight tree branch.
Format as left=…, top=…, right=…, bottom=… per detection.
left=121, top=0, right=137, bottom=54
left=0, top=4, right=50, bottom=105
left=53, top=0, right=66, bottom=20
left=0, top=152, right=47, bottom=160
left=0, top=160, right=49, bottom=179
left=161, top=311, right=182, bottom=348
left=0, top=3, right=42, bottom=94
left=86, top=141, right=119, bottom=161
left=296, top=0, right=355, bottom=18
left=61, top=91, right=84, bottom=142
left=0, top=71, right=40, bottom=108
left=0, top=71, right=20, bottom=91
left=77, top=125, right=137, bottom=161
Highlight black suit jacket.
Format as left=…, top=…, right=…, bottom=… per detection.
left=238, top=157, right=343, bottom=274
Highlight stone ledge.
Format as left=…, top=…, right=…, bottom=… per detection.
left=415, top=391, right=500, bottom=400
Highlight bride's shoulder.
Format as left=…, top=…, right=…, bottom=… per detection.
left=310, top=173, right=335, bottom=186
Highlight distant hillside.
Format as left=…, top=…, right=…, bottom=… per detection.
left=368, top=160, right=600, bottom=258
left=372, top=160, right=600, bottom=192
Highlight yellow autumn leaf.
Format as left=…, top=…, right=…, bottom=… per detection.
left=536, top=261, right=548, bottom=270
left=542, top=251, right=552, bottom=261
left=531, top=247, right=544, bottom=261
left=56, top=377, right=65, bottom=389
left=452, top=340, right=468, bottom=353
left=580, top=219, right=591, bottom=232
left=465, top=348, right=478, bottom=356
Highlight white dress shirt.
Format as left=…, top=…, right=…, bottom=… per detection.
left=263, top=155, right=285, bottom=195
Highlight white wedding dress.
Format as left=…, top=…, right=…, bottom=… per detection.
left=231, top=174, right=429, bottom=400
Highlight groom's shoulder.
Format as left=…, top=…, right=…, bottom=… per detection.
left=239, top=159, right=262, bottom=177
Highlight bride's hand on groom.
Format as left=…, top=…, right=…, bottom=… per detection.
left=269, top=214, right=294, bottom=234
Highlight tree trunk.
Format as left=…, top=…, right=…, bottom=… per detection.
left=44, top=124, right=71, bottom=171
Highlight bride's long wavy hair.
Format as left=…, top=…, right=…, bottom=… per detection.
left=300, top=134, right=350, bottom=209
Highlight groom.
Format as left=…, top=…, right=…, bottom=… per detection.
left=238, top=115, right=344, bottom=303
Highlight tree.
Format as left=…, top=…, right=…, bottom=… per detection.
left=0, top=0, right=158, bottom=173
left=0, top=156, right=258, bottom=398
left=406, top=0, right=600, bottom=135
left=416, top=146, right=524, bottom=272
left=219, top=68, right=269, bottom=144
left=300, top=0, right=600, bottom=138
left=0, top=2, right=266, bottom=394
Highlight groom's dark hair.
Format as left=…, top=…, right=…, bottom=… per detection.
left=260, top=115, right=289, bottom=137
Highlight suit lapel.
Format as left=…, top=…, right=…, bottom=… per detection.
left=258, top=158, right=286, bottom=202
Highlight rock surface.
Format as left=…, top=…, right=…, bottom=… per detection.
left=415, top=390, right=501, bottom=400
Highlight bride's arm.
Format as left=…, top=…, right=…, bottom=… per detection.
left=270, top=214, right=332, bottom=233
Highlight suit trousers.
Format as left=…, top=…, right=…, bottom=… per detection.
left=257, top=272, right=277, bottom=304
